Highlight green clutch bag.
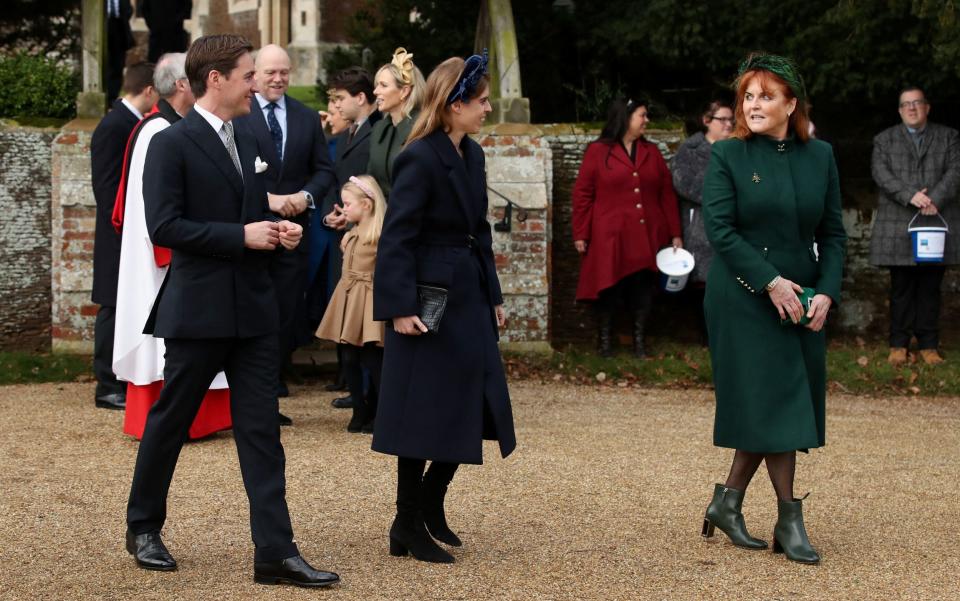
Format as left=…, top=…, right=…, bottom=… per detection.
left=780, top=287, right=816, bottom=326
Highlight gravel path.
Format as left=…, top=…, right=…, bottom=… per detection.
left=0, top=381, right=957, bottom=600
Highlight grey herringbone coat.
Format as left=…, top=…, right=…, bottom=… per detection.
left=868, top=122, right=960, bottom=266
left=670, top=132, right=713, bottom=282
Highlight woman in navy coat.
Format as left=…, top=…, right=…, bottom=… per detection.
left=372, top=52, right=516, bottom=564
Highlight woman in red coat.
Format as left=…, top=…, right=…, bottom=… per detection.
left=573, top=97, right=682, bottom=356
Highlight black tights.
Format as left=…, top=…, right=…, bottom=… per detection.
left=341, top=342, right=382, bottom=414
left=724, top=450, right=796, bottom=502
left=396, top=457, right=459, bottom=516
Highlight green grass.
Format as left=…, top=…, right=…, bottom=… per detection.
left=286, top=86, right=326, bottom=112
left=3, top=343, right=960, bottom=397
left=505, top=340, right=960, bottom=397
left=0, top=352, right=91, bottom=386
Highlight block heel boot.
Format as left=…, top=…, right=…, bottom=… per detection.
left=701, top=484, right=768, bottom=549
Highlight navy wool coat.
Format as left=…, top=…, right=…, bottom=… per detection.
left=372, top=128, right=516, bottom=464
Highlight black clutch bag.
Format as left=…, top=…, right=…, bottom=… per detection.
left=416, top=284, right=448, bottom=333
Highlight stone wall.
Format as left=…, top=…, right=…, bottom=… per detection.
left=478, top=124, right=552, bottom=351
left=50, top=120, right=98, bottom=354
left=42, top=117, right=960, bottom=354
left=0, top=124, right=58, bottom=351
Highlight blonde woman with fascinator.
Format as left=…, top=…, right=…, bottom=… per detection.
left=372, top=51, right=516, bottom=564
left=368, top=47, right=426, bottom=199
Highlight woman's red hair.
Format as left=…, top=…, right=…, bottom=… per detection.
left=732, top=69, right=810, bottom=142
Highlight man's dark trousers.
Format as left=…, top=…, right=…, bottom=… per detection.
left=889, top=265, right=946, bottom=350
left=126, top=334, right=298, bottom=562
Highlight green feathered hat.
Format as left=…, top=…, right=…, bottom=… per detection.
left=736, top=52, right=807, bottom=102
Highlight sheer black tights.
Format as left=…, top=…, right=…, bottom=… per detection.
left=724, top=449, right=797, bottom=502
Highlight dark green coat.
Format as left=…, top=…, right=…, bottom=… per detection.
left=702, top=135, right=847, bottom=453
left=367, top=112, right=415, bottom=199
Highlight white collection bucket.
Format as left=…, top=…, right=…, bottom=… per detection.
left=656, top=247, right=695, bottom=293
left=908, top=212, right=949, bottom=263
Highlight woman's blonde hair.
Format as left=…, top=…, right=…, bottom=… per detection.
left=341, top=175, right=386, bottom=246
left=406, top=56, right=489, bottom=146
left=375, top=47, right=425, bottom=119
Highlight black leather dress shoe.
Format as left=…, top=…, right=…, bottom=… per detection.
left=126, top=530, right=176, bottom=571
left=277, top=382, right=290, bottom=398
left=278, top=412, right=293, bottom=426
left=331, top=395, right=354, bottom=409
left=324, top=381, right=347, bottom=392
left=254, top=555, right=340, bottom=588
left=95, top=393, right=126, bottom=410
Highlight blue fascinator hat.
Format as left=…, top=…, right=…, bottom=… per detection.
left=446, top=49, right=489, bottom=105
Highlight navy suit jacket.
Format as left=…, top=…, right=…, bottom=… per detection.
left=91, top=98, right=140, bottom=305
left=142, top=108, right=279, bottom=339
left=237, top=95, right=336, bottom=246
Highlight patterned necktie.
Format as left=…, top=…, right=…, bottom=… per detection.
left=347, top=122, right=359, bottom=146
left=266, top=102, right=283, bottom=162
left=221, top=122, right=243, bottom=178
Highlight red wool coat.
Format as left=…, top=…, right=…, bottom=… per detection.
left=572, top=140, right=681, bottom=300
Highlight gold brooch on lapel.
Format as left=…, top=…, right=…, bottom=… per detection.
left=752, top=172, right=761, bottom=184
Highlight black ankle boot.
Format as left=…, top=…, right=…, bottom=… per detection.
left=346, top=399, right=367, bottom=433
left=389, top=514, right=455, bottom=563
left=421, top=478, right=461, bottom=547
left=597, top=310, right=613, bottom=357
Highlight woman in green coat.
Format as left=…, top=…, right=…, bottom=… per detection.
left=369, top=48, right=425, bottom=199
left=699, top=54, right=846, bottom=565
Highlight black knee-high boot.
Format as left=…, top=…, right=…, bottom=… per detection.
left=422, top=462, right=461, bottom=546
left=389, top=458, right=454, bottom=563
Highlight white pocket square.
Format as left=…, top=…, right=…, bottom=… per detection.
left=254, top=156, right=268, bottom=173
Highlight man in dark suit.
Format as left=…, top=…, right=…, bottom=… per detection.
left=91, top=61, right=158, bottom=410
left=124, top=35, right=339, bottom=589
left=236, top=44, right=336, bottom=408
left=319, top=67, right=380, bottom=409
left=140, top=0, right=192, bottom=62
left=104, top=0, right=135, bottom=103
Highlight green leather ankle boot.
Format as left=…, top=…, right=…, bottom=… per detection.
left=772, top=495, right=820, bottom=564
left=701, top=484, right=768, bottom=549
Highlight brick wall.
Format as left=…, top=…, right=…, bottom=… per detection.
left=0, top=125, right=57, bottom=351
left=545, top=126, right=690, bottom=348
left=50, top=121, right=98, bottom=354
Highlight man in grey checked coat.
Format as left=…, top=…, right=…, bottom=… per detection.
left=869, top=86, right=960, bottom=365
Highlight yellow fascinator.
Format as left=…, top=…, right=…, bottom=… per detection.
left=391, top=47, right=415, bottom=86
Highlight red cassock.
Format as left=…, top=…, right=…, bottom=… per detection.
left=572, top=140, right=681, bottom=301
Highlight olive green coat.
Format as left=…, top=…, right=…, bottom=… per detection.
left=367, top=112, right=415, bottom=200
left=702, top=135, right=847, bottom=453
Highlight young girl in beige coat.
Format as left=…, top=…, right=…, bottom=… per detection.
left=316, top=175, right=387, bottom=432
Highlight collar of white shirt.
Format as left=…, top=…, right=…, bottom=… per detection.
left=120, top=98, right=143, bottom=120
left=193, top=102, right=227, bottom=135
left=256, top=93, right=286, bottom=112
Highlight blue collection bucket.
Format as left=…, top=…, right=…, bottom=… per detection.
left=907, top=212, right=948, bottom=263
left=655, top=247, right=695, bottom=293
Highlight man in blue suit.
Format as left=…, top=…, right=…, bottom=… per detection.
left=236, top=44, right=336, bottom=411
left=124, top=34, right=339, bottom=588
